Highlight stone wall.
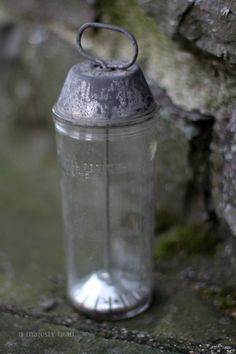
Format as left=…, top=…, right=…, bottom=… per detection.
left=0, top=0, right=235, bottom=236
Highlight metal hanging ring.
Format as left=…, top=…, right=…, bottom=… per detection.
left=76, top=22, right=138, bottom=70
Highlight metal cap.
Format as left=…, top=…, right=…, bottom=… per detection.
left=53, top=22, right=156, bottom=127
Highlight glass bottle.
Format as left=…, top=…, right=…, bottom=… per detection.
left=53, top=23, right=158, bottom=319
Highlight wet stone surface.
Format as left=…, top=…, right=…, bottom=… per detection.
left=1, top=313, right=166, bottom=354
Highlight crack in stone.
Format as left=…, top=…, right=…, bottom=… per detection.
left=184, top=118, right=219, bottom=225
left=176, top=0, right=196, bottom=34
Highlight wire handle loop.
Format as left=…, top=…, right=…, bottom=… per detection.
left=76, top=22, right=138, bottom=70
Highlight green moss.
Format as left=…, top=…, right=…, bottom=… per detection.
left=202, top=286, right=236, bottom=319
left=96, top=0, right=160, bottom=42
left=98, top=0, right=147, bottom=26
left=154, top=224, right=218, bottom=260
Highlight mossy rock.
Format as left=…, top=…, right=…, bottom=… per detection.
left=201, top=286, right=236, bottom=319
left=154, top=224, right=218, bottom=260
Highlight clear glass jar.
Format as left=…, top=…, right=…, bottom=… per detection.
left=54, top=113, right=157, bottom=319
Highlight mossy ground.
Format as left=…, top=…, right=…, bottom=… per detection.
left=154, top=208, right=219, bottom=260
left=201, top=286, right=236, bottom=320
left=154, top=223, right=218, bottom=260
left=153, top=210, right=236, bottom=320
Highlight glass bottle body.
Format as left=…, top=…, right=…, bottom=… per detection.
left=54, top=115, right=157, bottom=319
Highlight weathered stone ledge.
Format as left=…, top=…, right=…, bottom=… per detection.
left=1, top=303, right=235, bottom=354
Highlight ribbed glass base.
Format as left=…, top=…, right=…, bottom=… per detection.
left=68, top=270, right=151, bottom=320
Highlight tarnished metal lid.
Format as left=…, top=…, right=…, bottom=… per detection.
left=53, top=23, right=156, bottom=126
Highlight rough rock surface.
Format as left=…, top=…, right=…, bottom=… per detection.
left=212, top=110, right=236, bottom=237
left=95, top=0, right=236, bottom=119
left=152, top=85, right=214, bottom=223
left=139, top=0, right=236, bottom=64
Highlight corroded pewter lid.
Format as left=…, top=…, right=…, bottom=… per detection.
left=53, top=22, right=156, bottom=127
